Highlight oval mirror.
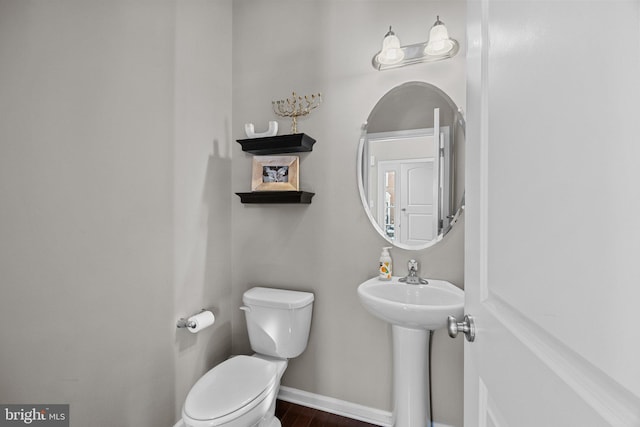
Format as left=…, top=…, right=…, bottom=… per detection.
left=357, top=81, right=465, bottom=250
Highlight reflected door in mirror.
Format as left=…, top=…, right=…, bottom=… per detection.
left=377, top=158, right=439, bottom=245
left=402, top=160, right=438, bottom=245
left=369, top=129, right=446, bottom=246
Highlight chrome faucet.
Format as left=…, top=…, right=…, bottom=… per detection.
left=399, top=259, right=428, bottom=285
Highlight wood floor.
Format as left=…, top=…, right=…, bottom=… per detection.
left=276, top=400, right=382, bottom=427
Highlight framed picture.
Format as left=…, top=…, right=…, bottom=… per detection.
left=251, top=156, right=299, bottom=191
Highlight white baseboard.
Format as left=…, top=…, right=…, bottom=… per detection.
left=277, top=386, right=393, bottom=427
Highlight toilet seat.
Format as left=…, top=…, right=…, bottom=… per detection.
left=183, top=356, right=278, bottom=425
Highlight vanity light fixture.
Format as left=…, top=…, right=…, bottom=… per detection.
left=372, top=16, right=459, bottom=71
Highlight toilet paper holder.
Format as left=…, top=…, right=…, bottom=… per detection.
left=176, top=309, right=208, bottom=329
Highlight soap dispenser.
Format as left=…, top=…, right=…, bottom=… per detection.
left=378, top=247, right=393, bottom=281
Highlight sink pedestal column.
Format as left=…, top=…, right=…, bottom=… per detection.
left=392, top=325, right=430, bottom=427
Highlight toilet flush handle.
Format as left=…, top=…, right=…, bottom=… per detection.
left=239, top=306, right=251, bottom=312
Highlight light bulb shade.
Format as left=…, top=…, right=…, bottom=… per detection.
left=425, top=20, right=455, bottom=55
left=377, top=29, right=405, bottom=65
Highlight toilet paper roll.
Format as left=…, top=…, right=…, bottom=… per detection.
left=187, top=310, right=215, bottom=333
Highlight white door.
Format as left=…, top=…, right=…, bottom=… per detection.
left=377, top=159, right=437, bottom=245
left=464, top=1, right=640, bottom=426
left=400, top=160, right=438, bottom=245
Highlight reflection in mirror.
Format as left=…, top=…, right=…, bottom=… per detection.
left=357, top=82, right=465, bottom=250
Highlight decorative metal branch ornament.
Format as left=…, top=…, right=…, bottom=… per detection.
left=272, top=92, right=322, bottom=134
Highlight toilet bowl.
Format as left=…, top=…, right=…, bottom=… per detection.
left=176, top=287, right=314, bottom=427
left=179, top=355, right=287, bottom=427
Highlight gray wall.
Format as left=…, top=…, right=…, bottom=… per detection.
left=0, top=1, right=232, bottom=426
left=231, top=1, right=465, bottom=426
left=172, top=0, right=233, bottom=419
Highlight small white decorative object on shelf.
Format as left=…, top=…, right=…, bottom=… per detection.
left=244, top=121, right=278, bottom=138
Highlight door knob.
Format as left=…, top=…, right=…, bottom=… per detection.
left=447, top=314, right=476, bottom=342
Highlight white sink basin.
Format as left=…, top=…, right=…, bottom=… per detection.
left=357, top=276, right=464, bottom=330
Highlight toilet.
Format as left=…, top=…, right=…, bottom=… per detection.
left=176, top=287, right=314, bottom=427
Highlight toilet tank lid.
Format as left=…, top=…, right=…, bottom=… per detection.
left=243, top=287, right=314, bottom=309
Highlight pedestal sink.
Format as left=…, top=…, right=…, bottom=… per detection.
left=357, top=277, right=464, bottom=427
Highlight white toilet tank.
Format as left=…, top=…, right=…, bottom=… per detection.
left=242, top=287, right=314, bottom=359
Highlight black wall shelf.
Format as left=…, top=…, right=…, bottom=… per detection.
left=235, top=191, right=315, bottom=204
left=237, top=133, right=316, bottom=155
